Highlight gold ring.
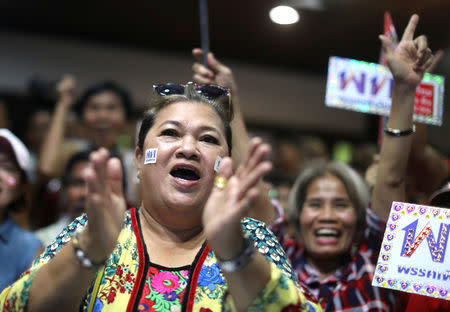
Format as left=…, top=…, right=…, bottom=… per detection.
left=214, top=176, right=228, bottom=190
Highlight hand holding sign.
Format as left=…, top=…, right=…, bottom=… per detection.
left=379, top=14, right=433, bottom=88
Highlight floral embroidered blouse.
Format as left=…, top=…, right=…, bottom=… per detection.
left=137, top=264, right=190, bottom=312
left=0, top=208, right=321, bottom=312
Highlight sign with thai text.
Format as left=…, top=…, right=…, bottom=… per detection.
left=372, top=202, right=450, bottom=300
left=325, top=56, right=445, bottom=126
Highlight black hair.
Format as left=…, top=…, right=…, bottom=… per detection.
left=74, top=81, right=132, bottom=119
left=62, top=148, right=128, bottom=193
left=137, top=83, right=233, bottom=156
left=62, top=150, right=91, bottom=187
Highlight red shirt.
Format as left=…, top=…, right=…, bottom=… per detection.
left=400, top=293, right=450, bottom=312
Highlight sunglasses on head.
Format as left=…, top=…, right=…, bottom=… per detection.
left=153, top=82, right=230, bottom=101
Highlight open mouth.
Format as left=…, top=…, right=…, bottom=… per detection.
left=314, top=228, right=340, bottom=238
left=170, top=167, right=200, bottom=181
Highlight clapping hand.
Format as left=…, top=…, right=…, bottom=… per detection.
left=78, top=148, right=127, bottom=264
left=202, top=138, right=272, bottom=259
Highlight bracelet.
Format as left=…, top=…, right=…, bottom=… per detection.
left=72, top=232, right=108, bottom=271
left=384, top=125, right=416, bottom=137
left=216, top=235, right=256, bottom=273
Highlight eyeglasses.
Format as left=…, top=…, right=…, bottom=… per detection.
left=153, top=82, right=230, bottom=101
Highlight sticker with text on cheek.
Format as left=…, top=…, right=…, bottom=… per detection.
left=214, top=156, right=222, bottom=172
left=144, top=148, right=158, bottom=164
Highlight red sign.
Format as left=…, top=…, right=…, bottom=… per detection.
left=414, top=83, right=434, bottom=116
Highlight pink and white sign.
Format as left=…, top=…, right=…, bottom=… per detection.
left=372, top=202, right=450, bottom=300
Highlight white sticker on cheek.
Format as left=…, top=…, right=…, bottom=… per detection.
left=6, top=176, right=17, bottom=187
left=144, top=148, right=158, bottom=164
left=214, top=156, right=222, bottom=172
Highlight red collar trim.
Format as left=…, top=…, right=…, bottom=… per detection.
left=186, top=244, right=211, bottom=312
left=127, top=208, right=146, bottom=312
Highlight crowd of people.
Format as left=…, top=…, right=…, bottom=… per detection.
left=0, top=13, right=449, bottom=312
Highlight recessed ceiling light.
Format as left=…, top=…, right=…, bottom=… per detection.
left=269, top=5, right=300, bottom=25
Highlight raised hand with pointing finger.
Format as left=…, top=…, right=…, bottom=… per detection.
left=373, top=14, right=435, bottom=220
left=379, top=14, right=433, bottom=88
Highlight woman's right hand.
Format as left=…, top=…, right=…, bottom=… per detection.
left=78, top=148, right=127, bottom=264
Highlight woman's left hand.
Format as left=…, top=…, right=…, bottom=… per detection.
left=202, top=137, right=272, bottom=260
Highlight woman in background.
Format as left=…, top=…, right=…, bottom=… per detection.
left=281, top=14, right=434, bottom=311
left=0, top=129, right=42, bottom=291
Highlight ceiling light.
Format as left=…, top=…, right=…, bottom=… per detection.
left=269, top=6, right=300, bottom=25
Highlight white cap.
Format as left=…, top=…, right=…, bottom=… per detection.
left=0, top=129, right=31, bottom=179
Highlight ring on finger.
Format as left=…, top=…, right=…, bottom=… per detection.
left=214, top=176, right=228, bottom=190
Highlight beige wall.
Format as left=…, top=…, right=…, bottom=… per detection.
left=3, top=31, right=450, bottom=153
left=0, top=31, right=369, bottom=137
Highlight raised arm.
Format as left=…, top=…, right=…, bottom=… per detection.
left=372, top=14, right=434, bottom=219
left=192, top=49, right=275, bottom=224
left=407, top=50, right=448, bottom=196
left=38, top=75, right=76, bottom=177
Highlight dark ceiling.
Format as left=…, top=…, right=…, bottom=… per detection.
left=1, top=0, right=450, bottom=74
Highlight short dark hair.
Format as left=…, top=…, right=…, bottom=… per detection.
left=62, top=148, right=128, bottom=193
left=137, top=83, right=233, bottom=156
left=75, top=81, right=132, bottom=119
left=62, top=150, right=91, bottom=187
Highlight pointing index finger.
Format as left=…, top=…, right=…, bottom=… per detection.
left=401, top=14, right=419, bottom=42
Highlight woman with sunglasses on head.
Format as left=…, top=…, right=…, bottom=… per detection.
left=1, top=83, right=320, bottom=311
